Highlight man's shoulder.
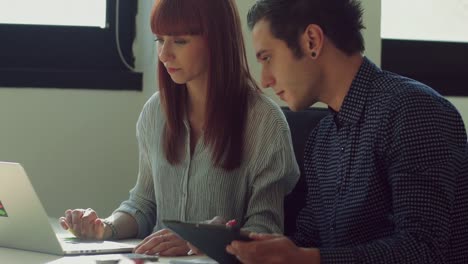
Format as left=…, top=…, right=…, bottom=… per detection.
left=374, top=72, right=447, bottom=105
left=365, top=73, right=467, bottom=147
left=370, top=72, right=460, bottom=119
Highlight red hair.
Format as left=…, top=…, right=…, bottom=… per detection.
left=151, top=0, right=259, bottom=170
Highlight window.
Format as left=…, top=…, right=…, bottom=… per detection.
left=381, top=0, right=468, bottom=96
left=0, top=0, right=142, bottom=91
left=0, top=0, right=107, bottom=28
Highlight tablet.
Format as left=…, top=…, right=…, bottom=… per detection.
left=163, top=220, right=252, bottom=264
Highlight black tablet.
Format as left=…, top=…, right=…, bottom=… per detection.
left=163, top=220, right=252, bottom=264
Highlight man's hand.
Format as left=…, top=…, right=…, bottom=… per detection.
left=226, top=233, right=320, bottom=264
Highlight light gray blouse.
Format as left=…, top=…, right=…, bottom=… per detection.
left=115, top=92, right=299, bottom=238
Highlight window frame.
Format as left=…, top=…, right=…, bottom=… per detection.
left=381, top=40, right=468, bottom=97
left=0, top=0, right=142, bottom=91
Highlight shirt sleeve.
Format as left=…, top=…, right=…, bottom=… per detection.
left=319, top=92, right=467, bottom=263
left=113, top=101, right=157, bottom=239
left=243, top=124, right=300, bottom=234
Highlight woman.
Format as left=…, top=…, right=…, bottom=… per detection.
left=60, top=0, right=299, bottom=256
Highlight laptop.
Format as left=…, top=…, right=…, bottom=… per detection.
left=0, top=161, right=140, bottom=255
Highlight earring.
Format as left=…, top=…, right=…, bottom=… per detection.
left=311, top=51, right=317, bottom=58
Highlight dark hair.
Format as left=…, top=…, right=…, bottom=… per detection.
left=151, top=0, right=259, bottom=171
left=247, top=0, right=365, bottom=57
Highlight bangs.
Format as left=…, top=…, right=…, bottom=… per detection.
left=151, top=0, right=204, bottom=36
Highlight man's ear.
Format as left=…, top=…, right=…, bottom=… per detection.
left=300, top=24, right=324, bottom=59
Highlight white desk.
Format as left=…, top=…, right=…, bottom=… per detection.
left=1, top=218, right=217, bottom=264
left=0, top=247, right=216, bottom=264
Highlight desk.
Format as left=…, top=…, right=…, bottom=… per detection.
left=0, top=247, right=216, bottom=264
left=1, top=219, right=217, bottom=264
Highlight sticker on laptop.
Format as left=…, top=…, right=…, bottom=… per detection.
left=0, top=200, right=8, bottom=217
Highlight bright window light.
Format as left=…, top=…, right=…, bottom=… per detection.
left=382, top=0, right=468, bottom=43
left=0, top=0, right=106, bottom=28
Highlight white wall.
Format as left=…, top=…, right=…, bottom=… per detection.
left=0, top=0, right=156, bottom=217
left=0, top=0, right=466, bottom=218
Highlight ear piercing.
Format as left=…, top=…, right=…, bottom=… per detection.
left=311, top=51, right=317, bottom=58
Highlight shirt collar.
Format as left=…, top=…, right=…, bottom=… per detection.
left=329, top=57, right=380, bottom=127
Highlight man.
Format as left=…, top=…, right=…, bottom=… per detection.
left=226, top=0, right=468, bottom=263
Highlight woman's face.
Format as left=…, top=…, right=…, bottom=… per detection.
left=156, top=35, right=209, bottom=86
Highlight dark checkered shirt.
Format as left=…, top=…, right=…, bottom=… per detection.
left=292, top=58, right=468, bottom=263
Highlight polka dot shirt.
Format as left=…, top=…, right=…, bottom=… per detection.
left=292, top=58, right=468, bottom=263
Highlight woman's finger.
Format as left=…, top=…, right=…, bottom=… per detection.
left=159, top=245, right=190, bottom=256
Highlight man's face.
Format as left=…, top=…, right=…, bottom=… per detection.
left=252, top=19, right=320, bottom=111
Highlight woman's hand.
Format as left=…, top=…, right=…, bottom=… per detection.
left=134, top=229, right=190, bottom=256
left=187, top=216, right=237, bottom=255
left=59, top=208, right=108, bottom=240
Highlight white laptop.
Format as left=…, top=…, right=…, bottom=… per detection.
left=0, top=161, right=140, bottom=255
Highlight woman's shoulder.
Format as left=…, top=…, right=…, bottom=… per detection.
left=140, top=91, right=162, bottom=116
left=143, top=91, right=162, bottom=111
left=138, top=92, right=164, bottom=127
left=247, top=93, right=289, bottom=133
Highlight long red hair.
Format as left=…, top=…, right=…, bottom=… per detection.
left=151, top=0, right=259, bottom=170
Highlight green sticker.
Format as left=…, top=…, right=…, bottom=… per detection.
left=0, top=200, right=8, bottom=217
